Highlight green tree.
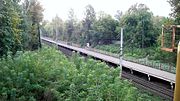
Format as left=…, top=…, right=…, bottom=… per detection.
left=43, top=21, right=54, bottom=38
left=93, top=12, right=119, bottom=45
left=71, top=21, right=83, bottom=43
left=0, top=0, right=22, bottom=56
left=65, top=8, right=76, bottom=41
left=82, top=4, right=96, bottom=45
left=114, top=10, right=123, bottom=21
left=120, top=4, right=156, bottom=48
left=168, top=0, right=180, bottom=24
left=22, top=0, right=44, bottom=50
left=51, top=15, right=64, bottom=40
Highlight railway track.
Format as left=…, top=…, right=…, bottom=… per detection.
left=122, top=69, right=174, bottom=100
left=42, top=38, right=174, bottom=100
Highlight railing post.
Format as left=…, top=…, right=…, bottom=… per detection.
left=174, top=42, right=180, bottom=101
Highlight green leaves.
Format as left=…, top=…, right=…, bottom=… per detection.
left=0, top=0, right=44, bottom=56
left=0, top=46, right=162, bottom=100
left=168, top=0, right=180, bottom=24
left=120, top=3, right=156, bottom=48
left=93, top=13, right=119, bottom=45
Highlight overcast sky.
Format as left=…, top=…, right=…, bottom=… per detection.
left=40, top=0, right=172, bottom=21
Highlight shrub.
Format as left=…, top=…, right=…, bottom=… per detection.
left=0, top=47, right=162, bottom=101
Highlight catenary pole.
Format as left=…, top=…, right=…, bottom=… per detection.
left=120, top=28, right=123, bottom=69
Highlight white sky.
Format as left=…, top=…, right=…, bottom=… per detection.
left=40, top=0, right=172, bottom=21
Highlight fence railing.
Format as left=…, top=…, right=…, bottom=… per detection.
left=123, top=57, right=176, bottom=74
left=88, top=48, right=176, bottom=74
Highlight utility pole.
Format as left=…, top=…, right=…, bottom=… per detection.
left=174, top=41, right=180, bottom=101
left=120, top=28, right=123, bottom=69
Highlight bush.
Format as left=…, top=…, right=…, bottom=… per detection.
left=0, top=47, right=162, bottom=101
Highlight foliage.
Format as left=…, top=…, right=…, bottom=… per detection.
left=168, top=0, right=180, bottom=24
left=0, top=47, right=71, bottom=100
left=50, top=15, right=64, bottom=40
left=64, top=9, right=76, bottom=41
left=0, top=0, right=23, bottom=57
left=0, top=47, right=162, bottom=101
left=22, top=0, right=44, bottom=50
left=81, top=4, right=96, bottom=45
left=95, top=44, right=120, bottom=54
left=93, top=13, right=119, bottom=45
left=42, top=3, right=172, bottom=48
left=0, top=0, right=44, bottom=57
left=120, top=4, right=156, bottom=48
left=43, top=21, right=54, bottom=38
